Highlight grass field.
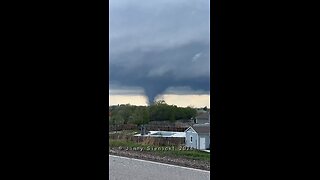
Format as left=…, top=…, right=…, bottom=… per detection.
left=109, top=139, right=210, bottom=161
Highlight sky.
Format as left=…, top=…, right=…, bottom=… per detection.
left=109, top=0, right=210, bottom=108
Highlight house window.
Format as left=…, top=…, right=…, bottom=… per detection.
left=190, top=136, right=192, bottom=143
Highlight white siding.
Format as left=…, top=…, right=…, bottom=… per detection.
left=185, top=127, right=210, bottom=150
left=185, top=128, right=198, bottom=149
left=198, top=134, right=210, bottom=149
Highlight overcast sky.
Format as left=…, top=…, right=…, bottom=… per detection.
left=109, top=0, right=210, bottom=105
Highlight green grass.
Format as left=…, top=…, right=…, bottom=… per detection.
left=109, top=139, right=147, bottom=148
left=109, top=139, right=210, bottom=161
left=158, top=148, right=210, bottom=161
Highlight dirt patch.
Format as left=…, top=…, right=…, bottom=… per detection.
left=109, top=147, right=210, bottom=171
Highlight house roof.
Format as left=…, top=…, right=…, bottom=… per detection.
left=196, top=112, right=209, bottom=119
left=185, top=124, right=210, bottom=134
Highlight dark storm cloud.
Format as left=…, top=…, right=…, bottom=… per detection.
left=109, top=0, right=210, bottom=104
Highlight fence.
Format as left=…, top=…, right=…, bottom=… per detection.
left=109, top=124, right=137, bottom=131
left=143, top=125, right=187, bottom=132
left=109, top=124, right=188, bottom=132
left=109, top=134, right=185, bottom=146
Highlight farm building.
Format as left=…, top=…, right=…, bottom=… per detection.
left=134, top=131, right=185, bottom=138
left=184, top=123, right=210, bottom=150
left=134, top=130, right=186, bottom=146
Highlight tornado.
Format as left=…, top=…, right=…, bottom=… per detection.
left=109, top=0, right=210, bottom=103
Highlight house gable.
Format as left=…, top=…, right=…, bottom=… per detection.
left=184, top=126, right=197, bottom=133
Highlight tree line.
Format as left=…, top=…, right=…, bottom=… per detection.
left=109, top=100, right=198, bottom=126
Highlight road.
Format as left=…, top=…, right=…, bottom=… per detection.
left=109, top=155, right=210, bottom=180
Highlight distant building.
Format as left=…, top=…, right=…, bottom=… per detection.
left=194, top=112, right=210, bottom=124
left=184, top=124, right=210, bottom=150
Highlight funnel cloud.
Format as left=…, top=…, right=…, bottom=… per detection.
left=109, top=0, right=210, bottom=105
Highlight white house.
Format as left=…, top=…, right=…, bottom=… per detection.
left=184, top=124, right=210, bottom=150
